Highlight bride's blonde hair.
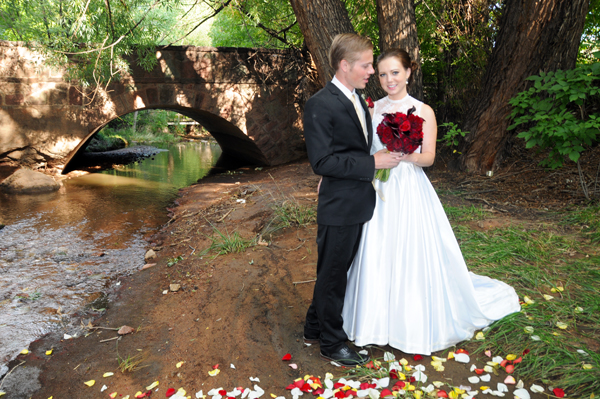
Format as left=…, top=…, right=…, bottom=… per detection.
left=377, top=49, right=419, bottom=85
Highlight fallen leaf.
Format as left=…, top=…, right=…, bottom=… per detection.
left=282, top=353, right=292, bottom=361
left=169, top=284, right=181, bottom=292
left=118, top=325, right=135, bottom=335
left=84, top=380, right=95, bottom=387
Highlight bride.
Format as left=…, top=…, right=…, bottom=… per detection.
left=342, top=49, right=521, bottom=355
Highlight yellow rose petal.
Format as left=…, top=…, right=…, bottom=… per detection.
left=506, top=354, right=517, bottom=361
left=325, top=373, right=334, bottom=380
left=551, top=286, right=564, bottom=292
left=574, top=306, right=584, bottom=313
left=20, top=349, right=29, bottom=355
left=0, top=392, right=5, bottom=397
left=480, top=386, right=490, bottom=391
left=103, top=372, right=114, bottom=378
left=400, top=358, right=408, bottom=366
left=135, top=392, right=143, bottom=397
left=447, top=352, right=455, bottom=359
left=271, top=394, right=277, bottom=398
left=176, top=361, right=184, bottom=368
left=208, top=369, right=220, bottom=376
left=398, top=372, right=406, bottom=380
left=123, top=396, right=130, bottom=399
left=543, top=294, right=554, bottom=301
left=475, top=332, right=485, bottom=340
left=483, top=365, right=494, bottom=373
left=556, top=321, right=568, bottom=329
left=45, top=349, right=53, bottom=356
left=110, top=393, right=118, bottom=399
left=431, top=356, right=446, bottom=362
left=146, top=381, right=159, bottom=390
left=523, top=296, right=535, bottom=305
left=583, top=363, right=593, bottom=369
left=414, top=391, right=422, bottom=399
left=84, top=380, right=95, bottom=387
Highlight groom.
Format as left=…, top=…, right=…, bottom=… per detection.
left=303, top=33, right=401, bottom=366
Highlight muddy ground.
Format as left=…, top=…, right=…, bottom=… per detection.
left=4, top=145, right=599, bottom=399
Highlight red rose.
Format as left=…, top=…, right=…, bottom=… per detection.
left=400, top=120, right=411, bottom=131
left=366, top=97, right=374, bottom=108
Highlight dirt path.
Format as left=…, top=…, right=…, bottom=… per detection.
left=3, top=158, right=573, bottom=398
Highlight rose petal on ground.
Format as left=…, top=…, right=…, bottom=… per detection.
left=505, top=354, right=516, bottom=361
left=552, top=388, right=565, bottom=398
left=250, top=377, right=260, bottom=382
left=289, top=364, right=298, bottom=370
left=413, top=355, right=423, bottom=361
left=146, top=381, right=159, bottom=390
left=496, top=383, right=508, bottom=393
left=213, top=364, right=220, bottom=369
left=574, top=306, right=584, bottom=313
left=359, top=349, right=369, bottom=356
left=468, top=377, right=480, bottom=384
left=523, top=296, right=535, bottom=305
left=195, top=390, right=203, bottom=399
left=437, top=390, right=448, bottom=398
left=583, top=363, right=593, bottom=369
left=45, top=349, right=53, bottom=356
left=383, top=352, right=395, bottom=362
left=485, top=350, right=492, bottom=357
left=176, top=361, right=184, bottom=368
left=480, top=374, right=491, bottom=382
left=483, top=366, right=494, bottom=373
left=543, top=294, right=554, bottom=301
left=166, top=388, right=177, bottom=397
left=421, top=384, right=435, bottom=394
left=513, top=388, right=531, bottom=399
left=84, top=380, right=95, bottom=387
left=531, top=335, right=541, bottom=341
left=447, top=352, right=454, bottom=360
left=516, top=380, right=524, bottom=389
left=530, top=385, right=544, bottom=393
left=412, top=371, right=427, bottom=383
left=282, top=354, right=292, bottom=361
left=556, top=322, right=568, bottom=329
left=103, top=372, right=114, bottom=377
left=101, top=385, right=108, bottom=392
left=505, top=365, right=515, bottom=374
left=110, top=393, right=118, bottom=398
left=503, top=376, right=515, bottom=385
left=523, top=326, right=534, bottom=334
left=208, top=369, right=220, bottom=376
left=414, top=365, right=426, bottom=371
left=380, top=389, right=393, bottom=398
left=20, top=349, right=28, bottom=355
left=454, top=353, right=470, bottom=363
left=475, top=332, right=485, bottom=340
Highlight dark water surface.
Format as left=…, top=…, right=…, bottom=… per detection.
left=0, top=141, right=221, bottom=370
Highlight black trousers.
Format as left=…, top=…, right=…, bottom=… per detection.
left=304, top=223, right=363, bottom=352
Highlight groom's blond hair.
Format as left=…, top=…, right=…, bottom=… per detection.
left=329, top=33, right=373, bottom=72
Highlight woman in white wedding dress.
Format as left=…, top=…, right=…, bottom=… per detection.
left=342, top=49, right=521, bottom=355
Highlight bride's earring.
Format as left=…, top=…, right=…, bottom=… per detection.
left=406, top=80, right=409, bottom=85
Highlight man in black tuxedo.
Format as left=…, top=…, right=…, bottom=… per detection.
left=303, top=33, right=402, bottom=366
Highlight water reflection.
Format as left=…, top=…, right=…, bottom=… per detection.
left=0, top=141, right=221, bottom=368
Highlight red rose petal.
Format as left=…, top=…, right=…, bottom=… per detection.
left=474, top=369, right=484, bottom=375
left=282, top=353, right=292, bottom=361
left=553, top=388, right=565, bottom=398
left=413, top=354, right=423, bottom=361
left=394, top=381, right=406, bottom=389
left=286, top=384, right=296, bottom=390
left=409, top=377, right=416, bottom=383
left=500, top=359, right=508, bottom=367
left=389, top=370, right=398, bottom=379
left=505, top=364, right=515, bottom=374
left=300, top=383, right=312, bottom=393
left=513, top=356, right=523, bottom=364
left=166, top=388, right=176, bottom=398
left=212, top=364, right=219, bottom=369
left=218, top=390, right=227, bottom=396
left=522, top=349, right=530, bottom=355
left=345, top=390, right=357, bottom=398
left=334, top=382, right=346, bottom=389
left=455, top=349, right=469, bottom=355
left=294, top=380, right=305, bottom=388
left=380, top=389, right=393, bottom=398
left=313, top=388, right=324, bottom=396
left=334, top=391, right=345, bottom=398
left=437, top=390, right=449, bottom=398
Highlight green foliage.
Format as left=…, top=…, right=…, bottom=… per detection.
left=202, top=224, right=254, bottom=257
left=508, top=63, right=600, bottom=169
left=272, top=200, right=316, bottom=228
left=437, top=122, right=467, bottom=152
left=579, top=0, right=600, bottom=63
left=562, top=205, right=600, bottom=243
left=100, top=109, right=186, bottom=145
left=209, top=0, right=301, bottom=48
left=167, top=255, right=183, bottom=267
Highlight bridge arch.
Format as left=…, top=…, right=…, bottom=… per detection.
left=0, top=42, right=308, bottom=172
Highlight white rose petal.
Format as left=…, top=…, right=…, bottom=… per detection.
left=530, top=384, right=544, bottom=393
left=480, top=374, right=491, bottom=382
left=468, top=376, right=480, bottom=384
left=383, top=352, right=395, bottom=362
left=454, top=353, right=470, bottom=363
left=513, top=388, right=530, bottom=399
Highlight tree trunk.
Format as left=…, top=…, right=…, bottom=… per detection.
left=376, top=0, right=423, bottom=101
left=460, top=0, right=589, bottom=174
left=289, top=0, right=355, bottom=87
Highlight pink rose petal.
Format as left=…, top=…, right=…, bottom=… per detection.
left=289, top=363, right=298, bottom=369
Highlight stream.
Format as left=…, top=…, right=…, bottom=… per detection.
left=0, top=141, right=221, bottom=372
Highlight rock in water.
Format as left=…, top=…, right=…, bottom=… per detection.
left=0, top=169, right=60, bottom=194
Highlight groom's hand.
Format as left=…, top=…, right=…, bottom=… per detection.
left=374, top=149, right=402, bottom=169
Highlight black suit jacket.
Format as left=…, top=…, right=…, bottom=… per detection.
left=304, top=82, right=376, bottom=226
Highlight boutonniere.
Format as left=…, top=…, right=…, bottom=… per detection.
left=361, top=94, right=374, bottom=108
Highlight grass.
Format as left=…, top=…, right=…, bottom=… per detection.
left=443, top=204, right=486, bottom=221
left=272, top=200, right=317, bottom=228
left=117, top=352, right=147, bottom=373
left=201, top=222, right=254, bottom=257
left=447, top=204, right=600, bottom=397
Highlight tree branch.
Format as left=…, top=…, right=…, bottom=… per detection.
left=163, top=0, right=233, bottom=46
left=234, top=4, right=296, bottom=47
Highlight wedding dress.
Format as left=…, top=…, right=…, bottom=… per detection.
left=342, top=95, right=521, bottom=355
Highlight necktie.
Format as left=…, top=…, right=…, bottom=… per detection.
left=351, top=94, right=368, bottom=142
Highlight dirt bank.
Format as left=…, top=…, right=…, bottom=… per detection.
left=6, top=149, right=594, bottom=398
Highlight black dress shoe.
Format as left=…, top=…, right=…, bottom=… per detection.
left=320, top=344, right=369, bottom=367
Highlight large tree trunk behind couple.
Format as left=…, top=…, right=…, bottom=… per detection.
left=459, top=0, right=589, bottom=174
left=289, top=0, right=423, bottom=100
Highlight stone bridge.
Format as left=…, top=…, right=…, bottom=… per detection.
left=0, top=41, right=309, bottom=173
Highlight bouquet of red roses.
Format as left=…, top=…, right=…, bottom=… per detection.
left=375, top=105, right=424, bottom=182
